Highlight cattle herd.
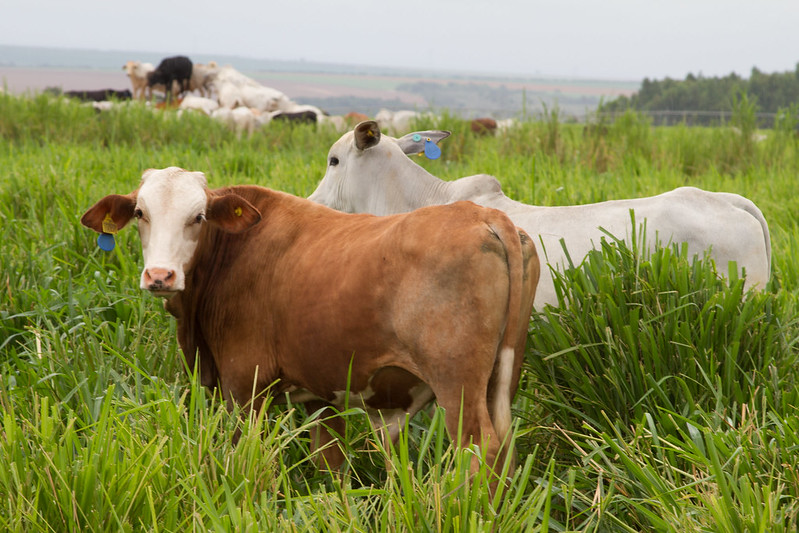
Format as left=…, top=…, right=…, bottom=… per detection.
left=77, top=56, right=772, bottom=484
left=54, top=54, right=514, bottom=136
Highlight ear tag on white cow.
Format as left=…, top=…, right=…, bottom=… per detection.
left=98, top=213, right=117, bottom=251
left=424, top=138, right=441, bottom=160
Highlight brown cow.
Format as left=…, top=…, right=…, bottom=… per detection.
left=345, top=111, right=370, bottom=126
left=471, top=117, right=498, bottom=136
left=81, top=167, right=539, bottom=475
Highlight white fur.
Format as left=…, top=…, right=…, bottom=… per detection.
left=135, top=168, right=208, bottom=292
left=308, top=126, right=771, bottom=308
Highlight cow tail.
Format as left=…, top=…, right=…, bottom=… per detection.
left=488, top=216, right=538, bottom=442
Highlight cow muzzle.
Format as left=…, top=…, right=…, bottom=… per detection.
left=142, top=267, right=178, bottom=294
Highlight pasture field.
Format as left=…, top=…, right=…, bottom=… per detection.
left=1, top=93, right=799, bottom=531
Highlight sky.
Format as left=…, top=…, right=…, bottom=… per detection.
left=2, top=0, right=798, bottom=81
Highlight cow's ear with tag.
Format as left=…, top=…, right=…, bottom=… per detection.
left=396, top=130, right=451, bottom=157
left=354, top=120, right=381, bottom=151
left=207, top=193, right=261, bottom=233
left=81, top=193, right=137, bottom=233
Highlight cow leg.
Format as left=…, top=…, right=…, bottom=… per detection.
left=305, top=400, right=346, bottom=471
left=434, top=383, right=503, bottom=476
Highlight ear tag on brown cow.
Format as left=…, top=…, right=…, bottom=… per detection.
left=424, top=138, right=441, bottom=160
left=102, top=213, right=118, bottom=234
left=234, top=206, right=243, bottom=217
left=97, top=233, right=115, bottom=251
left=98, top=213, right=117, bottom=252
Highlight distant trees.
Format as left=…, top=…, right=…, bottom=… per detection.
left=602, top=64, right=799, bottom=115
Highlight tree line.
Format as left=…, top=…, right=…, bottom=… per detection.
left=602, top=64, right=799, bottom=115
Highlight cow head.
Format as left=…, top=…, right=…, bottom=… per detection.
left=81, top=167, right=261, bottom=296
left=308, top=120, right=450, bottom=214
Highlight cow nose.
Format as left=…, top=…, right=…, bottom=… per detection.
left=143, top=267, right=176, bottom=290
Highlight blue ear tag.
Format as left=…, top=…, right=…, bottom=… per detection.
left=97, top=233, right=116, bottom=252
left=424, top=138, right=441, bottom=160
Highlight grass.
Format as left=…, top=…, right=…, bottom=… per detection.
left=1, top=91, right=798, bottom=531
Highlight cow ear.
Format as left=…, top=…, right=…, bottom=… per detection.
left=81, top=193, right=137, bottom=233
left=207, top=193, right=261, bottom=233
left=354, top=120, right=381, bottom=151
left=396, top=130, right=452, bottom=156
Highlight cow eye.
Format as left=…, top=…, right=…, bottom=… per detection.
left=195, top=213, right=206, bottom=224
left=134, top=208, right=143, bottom=219
left=329, top=156, right=339, bottom=166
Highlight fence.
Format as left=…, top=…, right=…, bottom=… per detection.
left=585, top=110, right=782, bottom=128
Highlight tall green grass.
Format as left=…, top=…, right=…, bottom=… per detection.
left=2, top=91, right=799, bottom=530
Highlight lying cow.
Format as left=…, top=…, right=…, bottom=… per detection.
left=64, top=89, right=132, bottom=102
left=308, top=121, right=772, bottom=309
left=272, top=109, right=318, bottom=125
left=81, top=167, right=539, bottom=474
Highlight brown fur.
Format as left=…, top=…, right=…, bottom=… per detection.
left=82, top=184, right=539, bottom=475
left=471, top=117, right=498, bottom=135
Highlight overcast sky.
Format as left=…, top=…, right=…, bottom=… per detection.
left=2, top=0, right=797, bottom=80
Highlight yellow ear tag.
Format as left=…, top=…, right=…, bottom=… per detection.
left=102, top=213, right=118, bottom=234
left=98, top=213, right=117, bottom=251
left=234, top=207, right=243, bottom=217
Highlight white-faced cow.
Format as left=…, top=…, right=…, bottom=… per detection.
left=308, top=121, right=772, bottom=309
left=81, top=167, right=539, bottom=474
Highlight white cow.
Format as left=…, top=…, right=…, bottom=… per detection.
left=189, top=61, right=219, bottom=97
left=308, top=121, right=772, bottom=309
left=216, top=82, right=290, bottom=112
left=211, top=107, right=258, bottom=136
left=123, top=60, right=155, bottom=101
left=179, top=95, right=220, bottom=116
left=375, top=109, right=436, bottom=135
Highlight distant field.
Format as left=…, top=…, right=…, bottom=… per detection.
left=0, top=66, right=637, bottom=115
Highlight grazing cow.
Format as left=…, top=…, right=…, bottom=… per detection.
left=471, top=117, right=498, bottom=136
left=80, top=167, right=539, bottom=475
left=148, top=56, right=193, bottom=99
left=308, top=121, right=772, bottom=309
left=64, top=89, right=132, bottom=102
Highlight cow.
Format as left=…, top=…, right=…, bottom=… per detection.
left=375, top=109, right=433, bottom=135
left=308, top=121, right=772, bottom=309
left=345, top=111, right=370, bottom=127
left=188, top=61, right=219, bottom=97
left=123, top=60, right=155, bottom=101
left=80, top=166, right=539, bottom=477
left=147, top=56, right=193, bottom=99
left=64, top=89, right=132, bottom=102
left=471, top=117, right=498, bottom=136
left=179, top=94, right=220, bottom=116
left=272, top=109, right=318, bottom=125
